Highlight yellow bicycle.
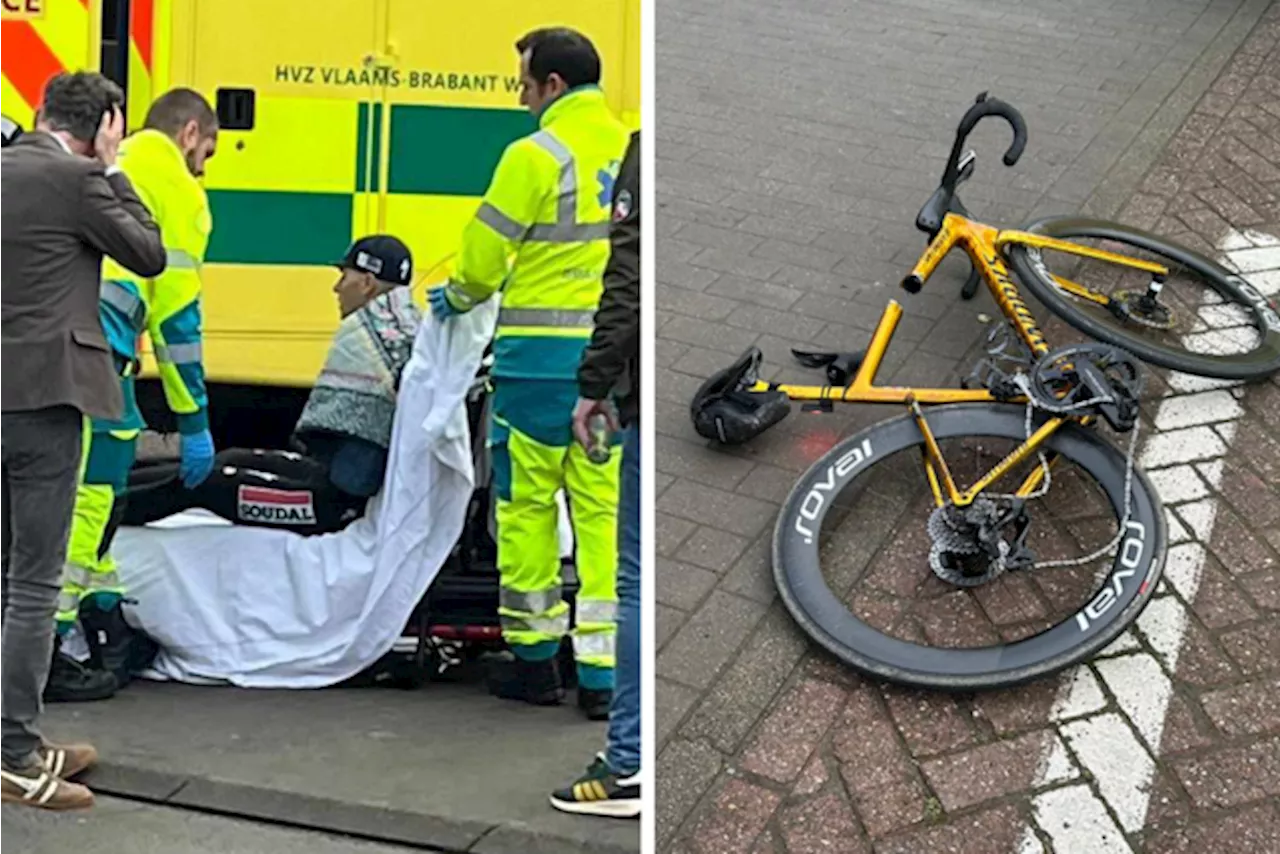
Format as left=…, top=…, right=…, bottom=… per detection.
left=684, top=93, right=1278, bottom=689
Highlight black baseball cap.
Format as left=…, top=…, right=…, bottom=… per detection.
left=335, top=235, right=413, bottom=286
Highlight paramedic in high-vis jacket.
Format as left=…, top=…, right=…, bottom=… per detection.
left=430, top=27, right=629, bottom=720
left=46, top=89, right=219, bottom=704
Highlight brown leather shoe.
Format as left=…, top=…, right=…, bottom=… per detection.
left=39, top=741, right=99, bottom=779
left=1, top=763, right=95, bottom=810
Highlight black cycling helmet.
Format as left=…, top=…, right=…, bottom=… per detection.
left=690, top=347, right=791, bottom=445
left=1, top=115, right=23, bottom=148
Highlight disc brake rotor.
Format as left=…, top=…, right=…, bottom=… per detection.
left=1110, top=288, right=1177, bottom=330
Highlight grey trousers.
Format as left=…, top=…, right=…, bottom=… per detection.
left=2, top=405, right=84, bottom=768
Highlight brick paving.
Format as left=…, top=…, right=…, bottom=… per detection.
left=654, top=0, right=1280, bottom=851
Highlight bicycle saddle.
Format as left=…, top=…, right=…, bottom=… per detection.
left=690, top=347, right=791, bottom=445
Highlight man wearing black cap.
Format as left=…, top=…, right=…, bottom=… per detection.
left=119, top=235, right=422, bottom=535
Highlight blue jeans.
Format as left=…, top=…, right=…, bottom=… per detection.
left=605, top=422, right=640, bottom=775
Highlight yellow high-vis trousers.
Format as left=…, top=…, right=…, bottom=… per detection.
left=58, top=427, right=137, bottom=629
left=489, top=380, right=620, bottom=689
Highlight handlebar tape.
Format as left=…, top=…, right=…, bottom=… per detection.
left=958, top=94, right=1028, bottom=166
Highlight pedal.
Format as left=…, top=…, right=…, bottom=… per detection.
left=1076, top=359, right=1136, bottom=433
left=801, top=400, right=835, bottom=414
left=965, top=359, right=1023, bottom=402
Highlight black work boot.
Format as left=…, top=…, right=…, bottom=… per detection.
left=80, top=601, right=157, bottom=689
left=577, top=688, right=613, bottom=722
left=43, top=638, right=117, bottom=704
left=481, top=650, right=564, bottom=706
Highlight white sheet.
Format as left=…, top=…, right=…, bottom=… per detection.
left=110, top=300, right=530, bottom=688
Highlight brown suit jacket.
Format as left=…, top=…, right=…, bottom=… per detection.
left=1, top=132, right=167, bottom=419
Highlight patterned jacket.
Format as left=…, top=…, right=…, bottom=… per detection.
left=293, top=288, right=422, bottom=449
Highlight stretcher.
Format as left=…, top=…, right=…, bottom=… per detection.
left=106, top=300, right=578, bottom=688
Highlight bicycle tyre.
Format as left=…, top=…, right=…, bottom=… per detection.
left=773, top=403, right=1166, bottom=691
left=1006, top=215, right=1280, bottom=381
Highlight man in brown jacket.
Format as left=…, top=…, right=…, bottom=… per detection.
left=1, top=71, right=166, bottom=810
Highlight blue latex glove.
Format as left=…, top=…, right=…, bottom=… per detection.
left=179, top=429, right=215, bottom=489
left=429, top=286, right=467, bottom=321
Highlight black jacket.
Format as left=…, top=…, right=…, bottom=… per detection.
left=578, top=131, right=640, bottom=425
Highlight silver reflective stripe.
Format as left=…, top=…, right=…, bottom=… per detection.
left=83, top=570, right=121, bottom=591
left=155, top=342, right=202, bottom=364
left=572, top=632, right=616, bottom=658
left=530, top=131, right=576, bottom=225
left=476, top=202, right=528, bottom=241
left=501, top=611, right=570, bottom=636
left=165, top=248, right=201, bottom=270
left=576, top=599, right=617, bottom=624
left=55, top=591, right=81, bottom=617
left=499, top=586, right=563, bottom=615
left=100, top=281, right=146, bottom=330
left=497, top=308, right=596, bottom=328
left=525, top=221, right=610, bottom=243
left=61, top=563, right=93, bottom=589
left=444, top=282, right=479, bottom=310
left=523, top=131, right=609, bottom=245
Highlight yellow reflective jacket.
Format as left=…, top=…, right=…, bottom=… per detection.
left=100, top=129, right=212, bottom=434
left=448, top=87, right=629, bottom=381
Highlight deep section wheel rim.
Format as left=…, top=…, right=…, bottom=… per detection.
left=773, top=404, right=1166, bottom=691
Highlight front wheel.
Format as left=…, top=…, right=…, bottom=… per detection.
left=773, top=403, right=1166, bottom=691
left=1006, top=216, right=1280, bottom=381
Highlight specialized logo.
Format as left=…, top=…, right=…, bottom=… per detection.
left=794, top=438, right=874, bottom=545
left=987, top=249, right=1048, bottom=354
left=237, top=485, right=317, bottom=526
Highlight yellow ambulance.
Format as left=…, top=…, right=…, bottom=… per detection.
left=2, top=0, right=640, bottom=444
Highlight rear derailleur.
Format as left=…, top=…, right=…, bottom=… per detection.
left=928, top=497, right=1036, bottom=587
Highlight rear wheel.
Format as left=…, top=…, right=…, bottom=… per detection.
left=1006, top=216, right=1280, bottom=381
left=772, top=403, right=1166, bottom=691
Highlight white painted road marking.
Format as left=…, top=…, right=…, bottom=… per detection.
left=1016, top=228, right=1280, bottom=852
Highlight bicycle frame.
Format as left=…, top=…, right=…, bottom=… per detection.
left=745, top=212, right=1168, bottom=506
